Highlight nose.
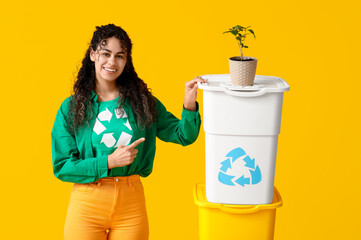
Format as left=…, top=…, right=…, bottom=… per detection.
left=108, top=55, right=116, bottom=66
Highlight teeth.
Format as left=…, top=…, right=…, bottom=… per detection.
left=104, top=67, right=116, bottom=72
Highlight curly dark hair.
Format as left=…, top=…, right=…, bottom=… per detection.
left=66, top=24, right=157, bottom=135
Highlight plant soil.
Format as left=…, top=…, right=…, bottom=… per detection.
left=230, top=57, right=255, bottom=61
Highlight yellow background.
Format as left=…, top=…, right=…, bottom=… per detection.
left=1, top=0, right=360, bottom=239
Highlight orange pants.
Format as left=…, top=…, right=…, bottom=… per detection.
left=64, top=175, right=149, bottom=240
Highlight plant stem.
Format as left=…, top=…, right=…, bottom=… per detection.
left=237, top=40, right=243, bottom=61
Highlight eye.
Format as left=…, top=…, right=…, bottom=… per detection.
left=117, top=55, right=124, bottom=59
left=102, top=53, right=110, bottom=57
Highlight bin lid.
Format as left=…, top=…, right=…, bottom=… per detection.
left=198, top=74, right=290, bottom=97
left=193, top=184, right=282, bottom=214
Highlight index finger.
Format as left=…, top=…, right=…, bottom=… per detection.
left=188, top=77, right=207, bottom=86
left=193, top=77, right=208, bottom=83
left=127, top=138, right=145, bottom=149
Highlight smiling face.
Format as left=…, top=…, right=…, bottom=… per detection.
left=90, top=37, right=127, bottom=84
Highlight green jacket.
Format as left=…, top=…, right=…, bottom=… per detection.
left=51, top=90, right=201, bottom=183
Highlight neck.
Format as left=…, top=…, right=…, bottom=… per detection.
left=94, top=80, right=119, bottom=100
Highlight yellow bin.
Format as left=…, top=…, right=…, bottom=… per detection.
left=193, top=184, right=282, bottom=240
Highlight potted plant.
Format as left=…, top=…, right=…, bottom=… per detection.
left=224, top=25, right=257, bottom=86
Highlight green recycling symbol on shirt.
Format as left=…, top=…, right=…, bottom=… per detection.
left=93, top=107, right=133, bottom=148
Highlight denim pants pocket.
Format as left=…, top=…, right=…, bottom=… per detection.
left=132, top=180, right=144, bottom=193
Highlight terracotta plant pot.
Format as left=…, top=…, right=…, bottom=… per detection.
left=229, top=56, right=257, bottom=86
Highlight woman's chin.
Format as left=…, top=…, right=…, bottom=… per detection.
left=97, top=74, right=120, bottom=83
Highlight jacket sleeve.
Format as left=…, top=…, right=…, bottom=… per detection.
left=51, top=98, right=108, bottom=183
left=156, top=98, right=201, bottom=146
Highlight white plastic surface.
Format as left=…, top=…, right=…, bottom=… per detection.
left=202, top=86, right=284, bottom=135
left=200, top=74, right=289, bottom=204
left=198, top=74, right=290, bottom=98
left=205, top=134, right=278, bottom=204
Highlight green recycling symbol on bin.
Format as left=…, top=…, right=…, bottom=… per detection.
left=218, top=147, right=262, bottom=187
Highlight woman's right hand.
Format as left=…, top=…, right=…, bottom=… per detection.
left=107, top=138, right=145, bottom=169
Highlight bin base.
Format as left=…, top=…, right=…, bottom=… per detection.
left=194, top=184, right=282, bottom=240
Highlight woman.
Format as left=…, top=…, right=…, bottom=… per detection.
left=51, top=23, right=206, bottom=240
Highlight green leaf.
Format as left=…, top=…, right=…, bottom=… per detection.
left=223, top=31, right=231, bottom=34
left=231, top=30, right=238, bottom=36
left=248, top=29, right=256, bottom=39
left=244, top=46, right=248, bottom=48
left=240, top=43, right=244, bottom=48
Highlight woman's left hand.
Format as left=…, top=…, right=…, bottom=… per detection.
left=184, top=76, right=207, bottom=111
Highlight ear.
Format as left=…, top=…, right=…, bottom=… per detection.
left=90, top=49, right=95, bottom=62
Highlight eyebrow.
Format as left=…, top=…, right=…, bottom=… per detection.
left=101, top=48, right=126, bottom=54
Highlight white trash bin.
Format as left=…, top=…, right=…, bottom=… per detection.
left=198, top=74, right=290, bottom=204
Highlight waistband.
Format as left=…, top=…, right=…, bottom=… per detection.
left=93, top=175, right=140, bottom=184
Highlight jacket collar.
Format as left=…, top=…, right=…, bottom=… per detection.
left=91, top=90, right=98, bottom=102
